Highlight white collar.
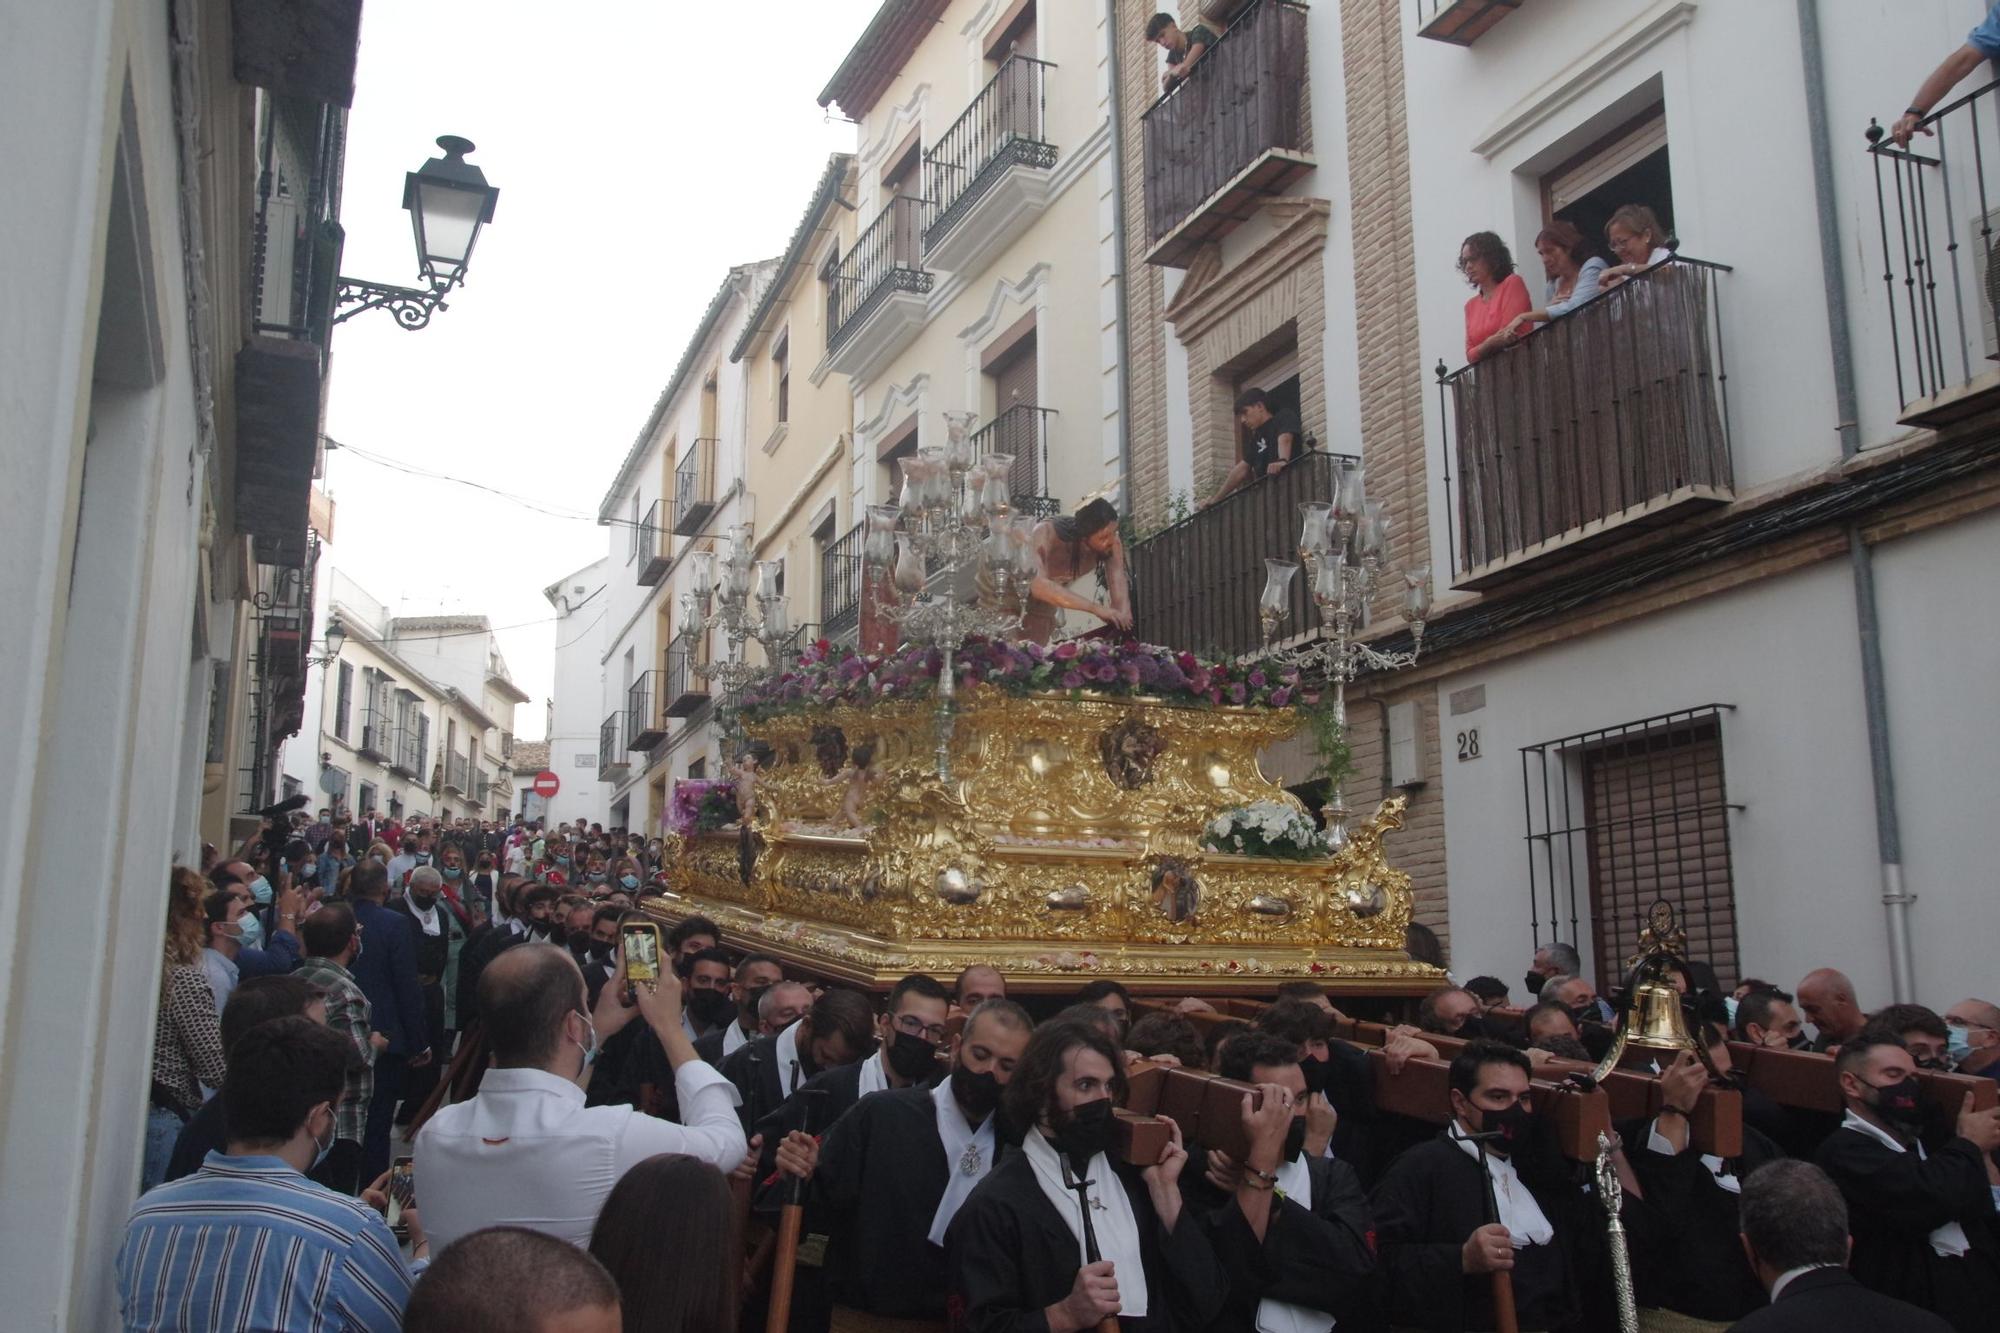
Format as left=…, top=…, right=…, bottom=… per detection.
left=402, top=889, right=440, bottom=936
left=477, top=1066, right=587, bottom=1105
left=1448, top=1123, right=1555, bottom=1246
left=857, top=1050, right=891, bottom=1098
left=722, top=1018, right=753, bottom=1057
left=774, top=1020, right=806, bottom=1096
left=927, top=1078, right=997, bottom=1246
left=1839, top=1111, right=1971, bottom=1257
left=203, top=947, right=239, bottom=981
left=1768, top=1264, right=1837, bottom=1303
left=1020, top=1128, right=1148, bottom=1318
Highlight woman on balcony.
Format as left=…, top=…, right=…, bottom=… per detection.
left=1506, top=220, right=1608, bottom=336
left=1598, top=203, right=1674, bottom=289
left=1460, top=231, right=1533, bottom=363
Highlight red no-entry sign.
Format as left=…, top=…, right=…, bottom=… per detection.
left=532, top=770, right=561, bottom=798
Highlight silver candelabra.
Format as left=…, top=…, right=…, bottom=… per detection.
left=1255, top=458, right=1432, bottom=849
left=676, top=523, right=797, bottom=735
left=865, top=411, right=1037, bottom=781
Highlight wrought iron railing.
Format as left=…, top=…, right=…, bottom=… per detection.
left=1129, top=449, right=1351, bottom=656
left=664, top=650, right=709, bottom=720
left=1436, top=255, right=1733, bottom=579
left=1140, top=0, right=1309, bottom=246
left=359, top=703, right=394, bottom=760
left=829, top=196, right=934, bottom=351
left=635, top=497, right=668, bottom=581
left=626, top=671, right=665, bottom=750
left=395, top=723, right=426, bottom=779
left=1865, top=83, right=2000, bottom=415
left=445, top=750, right=471, bottom=794
left=600, top=713, right=626, bottom=778
left=821, top=521, right=865, bottom=635
left=924, top=55, right=1058, bottom=249
left=971, top=405, right=1060, bottom=515
left=674, top=440, right=719, bottom=537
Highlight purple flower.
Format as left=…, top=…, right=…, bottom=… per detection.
left=1054, top=642, right=1079, bottom=662
left=1229, top=683, right=1247, bottom=704
left=1094, top=663, right=1118, bottom=683
left=1248, top=670, right=1267, bottom=689
left=1061, top=670, right=1085, bottom=690
left=1119, top=662, right=1142, bottom=687
left=1270, top=686, right=1292, bottom=707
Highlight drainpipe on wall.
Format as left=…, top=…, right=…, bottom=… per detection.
left=1105, top=0, right=1135, bottom=505
left=1798, top=0, right=1917, bottom=1003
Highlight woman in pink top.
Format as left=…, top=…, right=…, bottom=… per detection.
left=1460, top=230, right=1532, bottom=363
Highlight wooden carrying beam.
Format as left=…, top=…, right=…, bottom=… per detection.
left=1726, top=1043, right=1998, bottom=1119
left=1364, top=1049, right=1611, bottom=1161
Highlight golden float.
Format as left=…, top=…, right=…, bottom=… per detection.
left=649, top=683, right=1441, bottom=995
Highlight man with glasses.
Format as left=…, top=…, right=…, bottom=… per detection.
left=1942, top=999, right=2000, bottom=1081
left=1372, top=1039, right=1595, bottom=1332
left=1815, top=1030, right=2000, bottom=1333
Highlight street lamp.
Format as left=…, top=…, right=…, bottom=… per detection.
left=311, top=616, right=349, bottom=813
left=313, top=616, right=348, bottom=667
left=334, top=136, right=501, bottom=330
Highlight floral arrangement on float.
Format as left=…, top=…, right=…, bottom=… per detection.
left=1202, top=801, right=1332, bottom=861
left=735, top=635, right=1318, bottom=721
left=667, top=779, right=739, bottom=835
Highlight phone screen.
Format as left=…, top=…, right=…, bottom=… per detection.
left=386, top=1156, right=414, bottom=1230
left=621, top=924, right=662, bottom=984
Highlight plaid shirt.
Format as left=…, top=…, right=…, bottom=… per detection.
left=297, top=957, right=374, bottom=1144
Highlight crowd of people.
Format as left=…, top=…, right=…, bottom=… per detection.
left=131, top=809, right=1998, bottom=1332
left=1459, top=202, right=1675, bottom=365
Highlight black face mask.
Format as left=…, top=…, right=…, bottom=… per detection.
left=1449, top=1013, right=1488, bottom=1040
left=1298, top=1055, right=1331, bottom=1095
left=886, top=1029, right=939, bottom=1081
left=687, top=989, right=736, bottom=1030
left=409, top=891, right=439, bottom=911
left=1282, top=1116, right=1309, bottom=1162
left=951, top=1065, right=1003, bottom=1120
left=1567, top=1002, right=1599, bottom=1027
left=1052, top=1098, right=1115, bottom=1169
left=586, top=941, right=613, bottom=963
left=1786, top=1033, right=1810, bottom=1051
left=1868, top=1076, right=1924, bottom=1132
left=1479, top=1102, right=1532, bottom=1150
left=1523, top=971, right=1547, bottom=999
left=672, top=955, right=694, bottom=980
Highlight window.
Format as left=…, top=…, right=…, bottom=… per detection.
left=282, top=775, right=302, bottom=799
left=774, top=330, right=791, bottom=425
left=1543, top=105, right=1673, bottom=254
left=333, top=660, right=353, bottom=742
left=1521, top=705, right=1742, bottom=990
left=358, top=781, right=377, bottom=818
left=820, top=245, right=842, bottom=346
left=388, top=793, right=402, bottom=820
left=1230, top=339, right=1304, bottom=466
left=984, top=0, right=1036, bottom=62
left=687, top=757, right=706, bottom=781
left=877, top=413, right=920, bottom=498
left=882, top=132, right=922, bottom=200
left=628, top=493, right=642, bottom=562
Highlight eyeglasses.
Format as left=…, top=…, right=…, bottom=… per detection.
left=893, top=1013, right=948, bottom=1044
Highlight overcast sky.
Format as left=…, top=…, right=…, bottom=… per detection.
left=323, top=1, right=879, bottom=739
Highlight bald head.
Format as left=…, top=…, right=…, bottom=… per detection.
left=405, top=1226, right=620, bottom=1333
left=481, top=945, right=587, bottom=1068
left=956, top=965, right=1006, bottom=1009
left=1945, top=998, right=2000, bottom=1072
left=1797, top=968, right=1864, bottom=1043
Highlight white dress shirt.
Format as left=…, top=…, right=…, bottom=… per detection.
left=199, top=947, right=239, bottom=1016
left=721, top=1018, right=753, bottom=1059
left=1767, top=1263, right=1836, bottom=1302
left=1448, top=1123, right=1555, bottom=1246
left=415, top=1060, right=746, bottom=1249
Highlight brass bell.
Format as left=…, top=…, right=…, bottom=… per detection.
left=1589, top=903, right=1720, bottom=1083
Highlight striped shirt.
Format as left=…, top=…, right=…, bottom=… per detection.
left=117, top=1154, right=412, bottom=1332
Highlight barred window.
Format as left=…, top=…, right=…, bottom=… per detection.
left=1521, top=705, right=1742, bottom=989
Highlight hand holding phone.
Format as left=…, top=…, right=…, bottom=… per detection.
left=385, top=1156, right=415, bottom=1232
left=620, top=922, right=662, bottom=985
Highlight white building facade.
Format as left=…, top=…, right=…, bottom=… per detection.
left=544, top=557, right=613, bottom=829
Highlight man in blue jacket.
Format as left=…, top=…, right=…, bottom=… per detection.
left=346, top=860, right=431, bottom=1181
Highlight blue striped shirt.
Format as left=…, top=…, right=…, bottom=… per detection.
left=117, top=1153, right=412, bottom=1332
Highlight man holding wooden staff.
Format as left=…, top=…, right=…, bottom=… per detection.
left=1371, top=1040, right=1587, bottom=1332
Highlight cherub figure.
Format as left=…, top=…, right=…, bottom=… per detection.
left=836, top=742, right=877, bottom=832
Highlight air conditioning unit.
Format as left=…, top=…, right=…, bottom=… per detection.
left=1967, top=206, right=2000, bottom=361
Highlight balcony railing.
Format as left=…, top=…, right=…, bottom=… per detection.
left=1437, top=255, right=1734, bottom=587
left=821, top=521, right=865, bottom=637
left=1413, top=0, right=1520, bottom=45
left=394, top=725, right=426, bottom=780
left=444, top=750, right=471, bottom=795
left=599, top=713, right=629, bottom=780
left=1866, top=83, right=2000, bottom=425
left=924, top=55, right=1058, bottom=249
left=1140, top=0, right=1310, bottom=266
left=971, top=405, right=1061, bottom=517
left=1129, top=449, right=1351, bottom=657
left=673, top=439, right=719, bottom=536
left=626, top=670, right=668, bottom=751
left=829, top=195, right=934, bottom=352
left=635, top=498, right=670, bottom=584
left=358, top=708, right=394, bottom=762
left=664, top=648, right=710, bottom=719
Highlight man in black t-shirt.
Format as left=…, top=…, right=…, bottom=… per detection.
left=1205, top=387, right=1301, bottom=507
left=1145, top=12, right=1218, bottom=92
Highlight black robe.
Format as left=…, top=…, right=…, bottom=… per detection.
left=1369, top=1133, right=1584, bottom=1333
left=1624, top=1117, right=1782, bottom=1321
left=947, top=1146, right=1228, bottom=1333
left=801, top=1084, right=1001, bottom=1319
left=1815, top=1119, right=2000, bottom=1333
left=751, top=1058, right=940, bottom=1179
left=722, top=1032, right=819, bottom=1132
left=1182, top=1145, right=1380, bottom=1331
